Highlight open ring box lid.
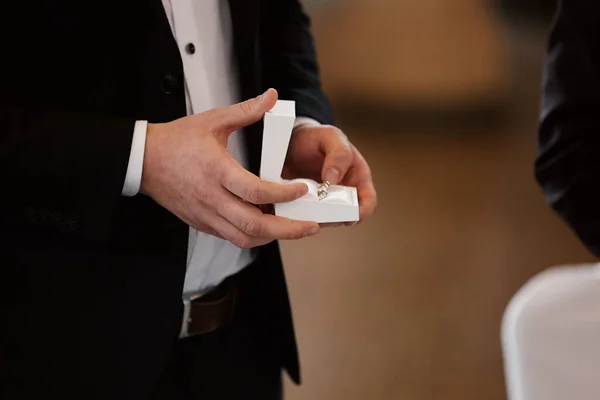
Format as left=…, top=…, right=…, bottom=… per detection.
left=259, top=100, right=359, bottom=223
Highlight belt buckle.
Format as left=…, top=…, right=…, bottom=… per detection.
left=179, top=283, right=236, bottom=339
left=179, top=289, right=211, bottom=339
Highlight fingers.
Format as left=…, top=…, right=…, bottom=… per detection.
left=343, top=148, right=377, bottom=225
left=218, top=191, right=320, bottom=241
left=320, top=222, right=344, bottom=228
left=217, top=192, right=319, bottom=243
left=203, top=213, right=274, bottom=249
left=319, top=127, right=353, bottom=184
left=356, top=179, right=377, bottom=222
left=214, top=88, right=278, bottom=134
left=220, top=157, right=309, bottom=204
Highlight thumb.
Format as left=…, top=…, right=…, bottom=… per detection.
left=216, top=88, right=278, bottom=134
left=320, top=129, right=354, bottom=185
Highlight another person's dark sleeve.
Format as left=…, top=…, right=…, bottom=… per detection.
left=535, top=0, right=600, bottom=256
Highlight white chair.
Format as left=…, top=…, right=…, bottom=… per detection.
left=501, top=263, right=600, bottom=400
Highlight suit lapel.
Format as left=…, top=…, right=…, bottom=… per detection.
left=227, top=0, right=263, bottom=175
left=227, top=0, right=259, bottom=99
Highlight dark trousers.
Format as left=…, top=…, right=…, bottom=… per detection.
left=152, top=277, right=284, bottom=400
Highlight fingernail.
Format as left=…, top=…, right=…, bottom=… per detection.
left=308, top=225, right=320, bottom=235
left=325, top=168, right=340, bottom=184
left=298, top=183, right=309, bottom=196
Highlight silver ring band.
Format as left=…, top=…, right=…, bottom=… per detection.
left=317, top=180, right=331, bottom=200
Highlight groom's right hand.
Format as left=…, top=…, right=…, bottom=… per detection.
left=140, top=88, right=320, bottom=248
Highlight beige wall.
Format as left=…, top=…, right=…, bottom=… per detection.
left=304, top=0, right=510, bottom=107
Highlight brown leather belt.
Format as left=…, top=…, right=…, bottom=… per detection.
left=181, top=276, right=240, bottom=338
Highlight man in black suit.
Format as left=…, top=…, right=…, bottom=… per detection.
left=0, top=0, right=377, bottom=399
left=536, top=0, right=600, bottom=256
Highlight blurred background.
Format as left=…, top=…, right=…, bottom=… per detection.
left=280, top=1, right=596, bottom=399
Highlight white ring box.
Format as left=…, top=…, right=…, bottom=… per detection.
left=259, top=100, right=360, bottom=223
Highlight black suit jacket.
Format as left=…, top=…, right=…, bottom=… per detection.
left=536, top=0, right=600, bottom=256
left=0, top=0, right=333, bottom=398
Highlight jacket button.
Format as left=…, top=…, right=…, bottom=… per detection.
left=160, top=73, right=178, bottom=95
left=185, top=43, right=195, bottom=55
left=24, top=207, right=37, bottom=222
left=67, top=218, right=79, bottom=232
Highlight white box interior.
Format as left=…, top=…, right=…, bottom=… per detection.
left=259, top=100, right=360, bottom=223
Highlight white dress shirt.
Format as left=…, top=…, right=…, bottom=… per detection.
left=121, top=0, right=320, bottom=297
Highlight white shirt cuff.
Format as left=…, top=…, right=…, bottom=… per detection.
left=121, top=120, right=148, bottom=197
left=293, top=117, right=322, bottom=131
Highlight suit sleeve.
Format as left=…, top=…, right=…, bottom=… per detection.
left=0, top=104, right=136, bottom=242
left=259, top=0, right=334, bottom=125
left=535, top=0, right=600, bottom=256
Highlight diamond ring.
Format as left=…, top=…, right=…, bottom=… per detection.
left=317, top=181, right=331, bottom=200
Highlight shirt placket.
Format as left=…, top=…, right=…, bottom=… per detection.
left=170, top=0, right=214, bottom=116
